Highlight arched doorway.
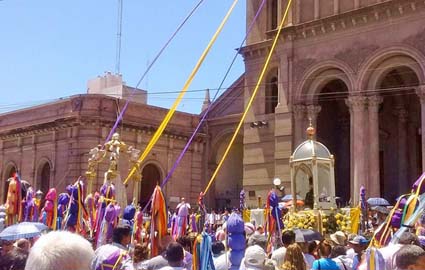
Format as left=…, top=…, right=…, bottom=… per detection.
left=378, top=66, right=421, bottom=201
left=37, top=162, right=51, bottom=195
left=2, top=165, right=17, bottom=203
left=139, top=163, right=161, bottom=209
left=212, top=134, right=243, bottom=210
left=316, top=79, right=350, bottom=205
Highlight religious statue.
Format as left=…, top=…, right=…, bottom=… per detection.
left=85, top=132, right=140, bottom=210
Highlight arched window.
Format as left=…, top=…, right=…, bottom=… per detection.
left=265, top=76, right=278, bottom=114
left=270, top=0, right=278, bottom=30
left=37, top=162, right=51, bottom=194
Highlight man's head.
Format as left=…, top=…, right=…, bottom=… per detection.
left=15, top=238, right=30, bottom=253
left=398, top=232, right=420, bottom=246
left=112, top=225, right=132, bottom=247
left=395, top=244, right=425, bottom=270
left=165, top=242, right=185, bottom=267
left=348, top=235, right=368, bottom=253
left=282, top=230, right=296, bottom=247
left=24, top=231, right=94, bottom=270
left=212, top=241, right=225, bottom=256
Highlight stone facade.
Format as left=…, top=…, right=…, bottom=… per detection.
left=0, top=92, right=206, bottom=208
left=241, top=0, right=425, bottom=205
left=2, top=1, right=425, bottom=209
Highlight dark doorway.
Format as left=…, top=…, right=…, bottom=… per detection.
left=139, top=164, right=161, bottom=209
left=40, top=163, right=51, bottom=194
left=316, top=79, right=350, bottom=205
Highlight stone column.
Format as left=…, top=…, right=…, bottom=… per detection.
left=307, top=104, right=321, bottom=138
left=368, top=96, right=383, bottom=197
left=346, top=96, right=368, bottom=203
left=416, top=86, right=425, bottom=171
left=394, top=107, right=409, bottom=190
left=293, top=104, right=307, bottom=145
left=314, top=0, right=320, bottom=20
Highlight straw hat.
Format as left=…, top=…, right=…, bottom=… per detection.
left=330, top=231, right=347, bottom=246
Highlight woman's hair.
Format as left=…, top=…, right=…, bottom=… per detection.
left=318, top=239, right=332, bottom=258
left=281, top=244, right=306, bottom=270
left=133, top=243, right=150, bottom=263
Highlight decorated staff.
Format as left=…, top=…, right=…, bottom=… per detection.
left=57, top=191, right=70, bottom=230
left=134, top=207, right=144, bottom=244
left=40, top=188, right=58, bottom=230
left=192, top=232, right=215, bottom=270
left=5, top=173, right=22, bottom=225
left=266, top=189, right=283, bottom=251
left=197, top=192, right=206, bottom=232
left=227, top=212, right=245, bottom=270
left=150, top=185, right=167, bottom=257
left=239, top=189, right=245, bottom=211
left=63, top=179, right=87, bottom=233
left=84, top=192, right=99, bottom=237
left=24, top=187, right=39, bottom=222
left=94, top=180, right=116, bottom=247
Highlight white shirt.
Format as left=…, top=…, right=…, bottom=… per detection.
left=271, top=247, right=286, bottom=267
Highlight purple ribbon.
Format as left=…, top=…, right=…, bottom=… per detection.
left=104, top=0, right=205, bottom=143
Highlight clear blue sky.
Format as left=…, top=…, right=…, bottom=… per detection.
left=0, top=0, right=246, bottom=114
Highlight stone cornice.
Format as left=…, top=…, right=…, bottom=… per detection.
left=242, top=0, right=423, bottom=59
left=0, top=116, right=206, bottom=142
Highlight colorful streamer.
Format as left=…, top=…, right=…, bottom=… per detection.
left=204, top=0, right=294, bottom=194
left=139, top=0, right=267, bottom=215
left=124, top=0, right=239, bottom=185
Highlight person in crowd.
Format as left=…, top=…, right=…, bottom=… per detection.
left=271, top=230, right=296, bottom=267
left=302, top=241, right=318, bottom=269
left=243, top=245, right=267, bottom=270
left=159, top=242, right=186, bottom=270
left=176, top=235, right=193, bottom=269
left=92, top=225, right=134, bottom=270
left=329, top=245, right=351, bottom=270
left=248, top=233, right=267, bottom=251
left=139, top=235, right=175, bottom=270
left=211, top=241, right=230, bottom=270
left=347, top=235, right=368, bottom=270
left=133, top=243, right=150, bottom=269
left=281, top=243, right=306, bottom=270
left=330, top=231, right=347, bottom=247
left=311, top=239, right=340, bottom=270
left=0, top=246, right=28, bottom=270
left=25, top=231, right=94, bottom=270
left=394, top=244, right=425, bottom=270
left=379, top=232, right=419, bottom=270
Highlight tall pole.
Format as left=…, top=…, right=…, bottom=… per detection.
left=115, top=0, right=123, bottom=74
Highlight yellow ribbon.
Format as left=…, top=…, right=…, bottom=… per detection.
left=124, top=0, right=239, bottom=185
left=203, top=0, right=293, bottom=194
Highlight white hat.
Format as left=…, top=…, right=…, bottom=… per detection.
left=245, top=222, right=255, bottom=236
left=244, top=245, right=266, bottom=270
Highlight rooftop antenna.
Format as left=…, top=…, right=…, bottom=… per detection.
left=115, top=0, right=123, bottom=74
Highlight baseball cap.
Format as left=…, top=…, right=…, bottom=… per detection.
left=348, top=235, right=369, bottom=245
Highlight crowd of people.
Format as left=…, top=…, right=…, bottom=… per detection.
left=1, top=208, right=425, bottom=270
